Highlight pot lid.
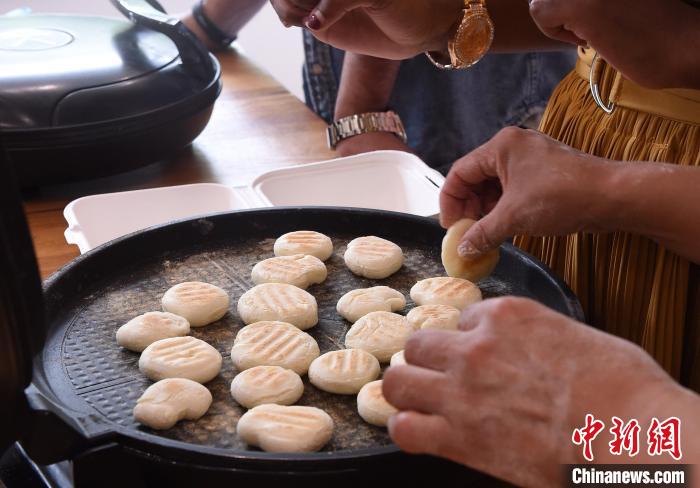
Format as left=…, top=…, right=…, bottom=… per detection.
left=0, top=148, right=46, bottom=451
left=0, top=1, right=216, bottom=130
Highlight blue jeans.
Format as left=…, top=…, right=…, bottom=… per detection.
left=302, top=31, right=576, bottom=174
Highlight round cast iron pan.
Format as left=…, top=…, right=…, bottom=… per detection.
left=34, top=207, right=583, bottom=477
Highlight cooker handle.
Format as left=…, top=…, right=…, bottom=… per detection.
left=111, top=0, right=214, bottom=81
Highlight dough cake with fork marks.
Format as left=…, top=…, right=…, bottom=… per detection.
left=230, top=365, right=304, bottom=408
left=230, top=321, right=320, bottom=375
left=251, top=254, right=327, bottom=289
left=273, top=230, right=334, bottom=261
left=410, top=276, right=482, bottom=310
left=336, top=286, right=406, bottom=322
left=308, top=348, right=380, bottom=394
left=237, top=282, right=318, bottom=330
left=343, top=236, right=404, bottom=279
left=357, top=380, right=397, bottom=427
left=161, top=281, right=230, bottom=327
left=344, top=311, right=413, bottom=362
left=406, top=304, right=462, bottom=330
left=236, top=404, right=334, bottom=452
left=139, top=336, right=222, bottom=383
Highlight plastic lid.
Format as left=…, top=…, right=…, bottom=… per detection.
left=0, top=148, right=46, bottom=450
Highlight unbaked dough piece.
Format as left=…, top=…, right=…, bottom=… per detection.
left=357, top=380, right=398, bottom=427
left=344, top=311, right=413, bottom=362
left=441, top=218, right=500, bottom=282
left=410, top=277, right=482, bottom=310
left=237, top=404, right=334, bottom=452
left=237, top=283, right=318, bottom=330
left=139, top=336, right=222, bottom=384
left=274, top=231, right=334, bottom=261
left=406, top=304, right=461, bottom=331
left=133, top=378, right=212, bottom=430
left=251, top=254, right=327, bottom=289
left=343, top=236, right=404, bottom=279
left=230, top=366, right=304, bottom=409
left=116, top=311, right=190, bottom=352
left=336, top=286, right=406, bottom=322
left=308, top=349, right=380, bottom=394
left=390, top=350, right=406, bottom=366
left=161, top=281, right=230, bottom=327
left=231, top=321, right=320, bottom=375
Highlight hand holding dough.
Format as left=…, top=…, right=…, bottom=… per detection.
left=442, top=218, right=499, bottom=282
left=133, top=378, right=212, bottom=430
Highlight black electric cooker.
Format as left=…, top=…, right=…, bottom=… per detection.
left=0, top=0, right=221, bottom=188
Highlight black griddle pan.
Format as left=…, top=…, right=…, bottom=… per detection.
left=23, top=207, right=582, bottom=484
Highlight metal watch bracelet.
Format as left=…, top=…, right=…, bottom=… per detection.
left=326, top=111, right=407, bottom=149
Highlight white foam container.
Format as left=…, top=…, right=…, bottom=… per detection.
left=64, top=151, right=445, bottom=254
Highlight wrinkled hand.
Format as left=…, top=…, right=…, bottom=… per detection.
left=383, top=297, right=675, bottom=486
left=269, top=0, right=462, bottom=60
left=529, top=0, right=698, bottom=88
left=439, top=127, right=617, bottom=258
left=335, top=132, right=413, bottom=158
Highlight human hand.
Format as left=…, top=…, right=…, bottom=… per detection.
left=528, top=0, right=700, bottom=89
left=269, top=0, right=463, bottom=60
left=439, top=127, right=617, bottom=258
left=383, top=297, right=678, bottom=486
left=335, top=132, right=413, bottom=158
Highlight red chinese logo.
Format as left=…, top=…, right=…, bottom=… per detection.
left=609, top=416, right=640, bottom=456
left=647, top=417, right=682, bottom=460
left=572, top=414, right=605, bottom=461
left=572, top=415, right=683, bottom=461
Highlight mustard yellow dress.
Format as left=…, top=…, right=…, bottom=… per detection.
left=515, top=47, right=700, bottom=389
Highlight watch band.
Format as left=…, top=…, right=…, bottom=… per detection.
left=192, top=0, right=236, bottom=48
left=326, top=111, right=407, bottom=149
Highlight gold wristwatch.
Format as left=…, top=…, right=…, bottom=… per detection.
left=425, top=0, right=494, bottom=70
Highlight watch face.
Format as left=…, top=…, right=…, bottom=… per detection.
left=454, top=8, right=494, bottom=67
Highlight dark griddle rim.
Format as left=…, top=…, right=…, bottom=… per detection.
left=34, top=206, right=583, bottom=468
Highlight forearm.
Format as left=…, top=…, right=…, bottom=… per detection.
left=597, top=162, right=700, bottom=264
left=183, top=0, right=266, bottom=50
left=596, top=380, right=700, bottom=465
left=334, top=53, right=401, bottom=119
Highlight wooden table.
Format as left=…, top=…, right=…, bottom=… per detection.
left=23, top=50, right=336, bottom=279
